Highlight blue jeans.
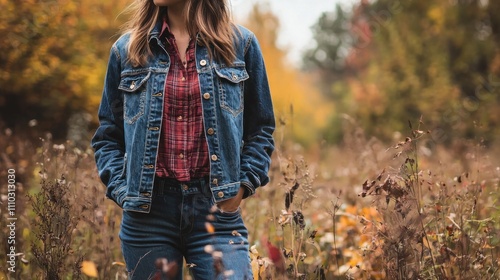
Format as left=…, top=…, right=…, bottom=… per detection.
left=119, top=178, right=253, bottom=280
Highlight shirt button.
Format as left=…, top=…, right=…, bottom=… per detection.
left=179, top=153, right=184, bottom=159
left=211, top=154, right=218, bottom=161
left=200, top=59, right=207, bottom=66
left=181, top=77, right=186, bottom=81
left=207, top=128, right=214, bottom=135
left=217, top=191, right=224, bottom=198
left=177, top=116, right=183, bottom=121
left=203, top=93, right=211, bottom=99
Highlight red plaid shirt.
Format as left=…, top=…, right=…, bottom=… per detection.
left=155, top=19, right=210, bottom=180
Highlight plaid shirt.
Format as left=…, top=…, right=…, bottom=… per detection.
left=155, top=19, right=210, bottom=180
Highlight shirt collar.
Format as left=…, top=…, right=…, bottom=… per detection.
left=159, top=14, right=174, bottom=40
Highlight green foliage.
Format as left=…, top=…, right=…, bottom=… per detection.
left=306, top=0, right=500, bottom=144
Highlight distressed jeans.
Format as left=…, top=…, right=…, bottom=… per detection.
left=119, top=178, right=253, bottom=280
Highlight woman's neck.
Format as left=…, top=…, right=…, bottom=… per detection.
left=167, top=3, right=188, bottom=36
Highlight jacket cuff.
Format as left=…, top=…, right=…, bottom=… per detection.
left=240, top=181, right=255, bottom=199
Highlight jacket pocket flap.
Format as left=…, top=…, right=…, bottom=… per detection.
left=214, top=66, right=249, bottom=83
left=118, top=71, right=151, bottom=92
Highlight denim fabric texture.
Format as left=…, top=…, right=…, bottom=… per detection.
left=91, top=18, right=275, bottom=213
left=120, top=178, right=252, bottom=279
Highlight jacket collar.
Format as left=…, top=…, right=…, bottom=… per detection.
left=148, top=8, right=166, bottom=43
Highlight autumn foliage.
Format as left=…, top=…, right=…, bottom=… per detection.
left=0, top=0, right=128, bottom=136
left=1, top=0, right=500, bottom=279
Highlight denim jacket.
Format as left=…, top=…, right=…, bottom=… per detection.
left=91, top=21, right=275, bottom=213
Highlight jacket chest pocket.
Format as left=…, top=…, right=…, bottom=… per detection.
left=119, top=71, right=151, bottom=125
left=214, top=66, right=249, bottom=116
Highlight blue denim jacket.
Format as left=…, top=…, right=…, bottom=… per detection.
left=91, top=21, right=275, bottom=213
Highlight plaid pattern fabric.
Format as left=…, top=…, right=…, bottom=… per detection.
left=155, top=19, right=210, bottom=181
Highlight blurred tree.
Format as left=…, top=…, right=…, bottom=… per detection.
left=244, top=4, right=332, bottom=147
left=0, top=0, right=128, bottom=138
left=306, top=0, right=500, bottom=144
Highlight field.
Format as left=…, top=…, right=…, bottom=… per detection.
left=1, top=121, right=499, bottom=280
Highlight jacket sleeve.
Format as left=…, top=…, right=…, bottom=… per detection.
left=91, top=45, right=126, bottom=206
left=239, top=33, right=275, bottom=198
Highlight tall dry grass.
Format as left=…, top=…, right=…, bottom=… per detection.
left=0, top=118, right=499, bottom=279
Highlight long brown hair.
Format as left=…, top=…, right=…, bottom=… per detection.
left=124, top=0, right=237, bottom=67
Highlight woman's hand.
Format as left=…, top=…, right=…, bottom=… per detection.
left=216, top=187, right=245, bottom=212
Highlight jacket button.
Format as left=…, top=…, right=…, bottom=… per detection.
left=203, top=93, right=211, bottom=99
left=129, top=81, right=136, bottom=89
left=145, top=164, right=154, bottom=169
left=153, top=92, right=162, bottom=97
left=232, top=74, right=237, bottom=80
left=212, top=178, right=218, bottom=185
left=211, top=154, right=218, bottom=161
left=207, top=128, right=214, bottom=135
left=140, top=205, right=149, bottom=209
left=148, top=127, right=159, bottom=130
left=217, top=191, right=224, bottom=198
left=200, top=59, right=207, bottom=66
left=181, top=184, right=189, bottom=191
left=141, top=192, right=151, bottom=197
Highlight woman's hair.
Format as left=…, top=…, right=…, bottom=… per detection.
left=124, top=0, right=236, bottom=67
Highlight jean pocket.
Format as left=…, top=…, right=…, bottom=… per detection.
left=213, top=206, right=241, bottom=223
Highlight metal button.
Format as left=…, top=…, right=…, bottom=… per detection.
left=182, top=184, right=189, bottom=191
left=232, top=74, right=237, bottom=80
left=148, top=127, right=159, bottom=130
left=217, top=191, right=224, bottom=198
left=211, top=154, right=218, bottom=161
left=212, top=178, right=218, bottom=185
left=129, top=81, right=136, bottom=89
left=145, top=164, right=154, bottom=169
left=179, top=153, right=184, bottom=159
left=140, top=205, right=149, bottom=209
left=207, top=128, right=214, bottom=135
left=153, top=92, right=163, bottom=97
left=203, top=93, right=211, bottom=99
left=200, top=60, right=207, bottom=66
left=141, top=192, right=151, bottom=197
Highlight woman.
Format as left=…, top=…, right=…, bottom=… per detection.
left=91, top=0, right=275, bottom=279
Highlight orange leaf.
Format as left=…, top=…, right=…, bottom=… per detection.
left=205, top=222, right=215, bottom=234
left=81, top=260, right=98, bottom=278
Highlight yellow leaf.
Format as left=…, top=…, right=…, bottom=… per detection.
left=251, top=258, right=260, bottom=279
left=303, top=256, right=316, bottom=265
left=112, top=261, right=126, bottom=266
left=81, top=260, right=98, bottom=278
left=23, top=228, right=31, bottom=239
